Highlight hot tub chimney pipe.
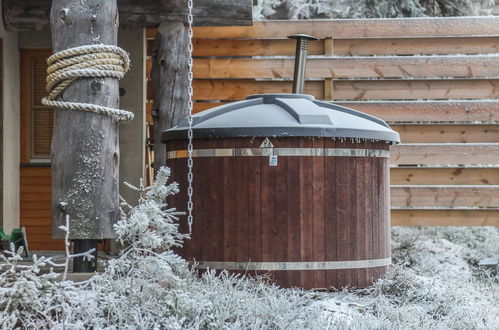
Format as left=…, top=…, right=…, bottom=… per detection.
left=288, top=34, right=319, bottom=94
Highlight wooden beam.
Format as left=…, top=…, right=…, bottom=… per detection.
left=192, top=55, right=499, bottom=79
left=3, top=0, right=253, bottom=31
left=193, top=17, right=499, bottom=39
left=50, top=0, right=119, bottom=240
left=391, top=185, right=499, bottom=208
left=151, top=21, right=190, bottom=173
left=392, top=209, right=499, bottom=226
left=390, top=143, right=499, bottom=165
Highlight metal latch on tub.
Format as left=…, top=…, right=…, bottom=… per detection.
left=269, top=155, right=278, bottom=166
left=260, top=138, right=278, bottom=166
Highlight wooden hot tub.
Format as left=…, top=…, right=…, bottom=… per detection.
left=163, top=94, right=399, bottom=290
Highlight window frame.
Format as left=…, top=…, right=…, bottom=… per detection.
left=20, top=49, right=53, bottom=164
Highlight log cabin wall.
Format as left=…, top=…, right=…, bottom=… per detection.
left=148, top=17, right=499, bottom=226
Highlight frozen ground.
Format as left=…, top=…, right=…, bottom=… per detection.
left=1, top=169, right=498, bottom=329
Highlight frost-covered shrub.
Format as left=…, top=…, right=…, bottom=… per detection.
left=1, top=167, right=499, bottom=329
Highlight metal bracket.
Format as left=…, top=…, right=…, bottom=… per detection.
left=259, top=137, right=275, bottom=148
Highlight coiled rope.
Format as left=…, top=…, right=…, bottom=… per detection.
left=42, top=44, right=134, bottom=122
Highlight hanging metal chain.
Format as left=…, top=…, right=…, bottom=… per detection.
left=186, top=0, right=195, bottom=234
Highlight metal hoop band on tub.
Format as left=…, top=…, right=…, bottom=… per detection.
left=166, top=148, right=389, bottom=159
left=192, top=258, right=392, bottom=271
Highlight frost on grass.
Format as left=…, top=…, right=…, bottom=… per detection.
left=1, top=167, right=499, bottom=329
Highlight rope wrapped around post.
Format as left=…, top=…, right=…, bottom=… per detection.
left=42, top=44, right=134, bottom=122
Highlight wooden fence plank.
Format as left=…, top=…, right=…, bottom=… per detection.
left=192, top=79, right=499, bottom=101
left=392, top=209, right=499, bottom=226
left=193, top=56, right=499, bottom=79
left=391, top=185, right=499, bottom=208
left=145, top=36, right=499, bottom=60
left=391, top=167, right=499, bottom=185
left=193, top=80, right=324, bottom=100
left=335, top=100, right=499, bottom=122
left=392, top=124, right=499, bottom=143
left=332, top=79, right=499, bottom=100
left=390, top=143, right=499, bottom=165
left=186, top=37, right=499, bottom=57
left=193, top=17, right=499, bottom=39
left=192, top=100, right=499, bottom=121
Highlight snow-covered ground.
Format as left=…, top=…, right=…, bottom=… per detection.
left=1, top=168, right=498, bottom=329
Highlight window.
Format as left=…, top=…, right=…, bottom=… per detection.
left=21, top=49, right=53, bottom=162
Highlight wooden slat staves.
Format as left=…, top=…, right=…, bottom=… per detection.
left=193, top=17, right=499, bottom=39
left=193, top=56, right=499, bottom=79
left=391, top=186, right=499, bottom=208
left=391, top=167, right=499, bottom=185
left=390, top=143, right=499, bottom=165
left=392, top=210, right=499, bottom=226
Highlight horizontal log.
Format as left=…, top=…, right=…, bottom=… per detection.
left=157, top=37, right=499, bottom=57
left=191, top=79, right=499, bottom=101
left=390, top=143, right=499, bottom=165
left=3, top=0, right=253, bottom=31
left=391, top=167, right=499, bottom=185
left=335, top=100, right=499, bottom=122
left=391, top=124, right=499, bottom=143
left=193, top=56, right=499, bottom=79
left=391, top=185, right=499, bottom=208
left=392, top=209, right=499, bottom=226
left=194, top=17, right=499, bottom=39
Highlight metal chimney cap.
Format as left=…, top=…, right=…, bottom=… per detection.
left=288, top=34, right=319, bottom=41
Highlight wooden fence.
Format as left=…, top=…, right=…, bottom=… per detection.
left=146, top=16, right=499, bottom=226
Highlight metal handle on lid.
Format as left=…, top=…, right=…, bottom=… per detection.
left=288, top=34, right=319, bottom=94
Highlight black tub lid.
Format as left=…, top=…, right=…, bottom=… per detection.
left=162, top=94, right=400, bottom=143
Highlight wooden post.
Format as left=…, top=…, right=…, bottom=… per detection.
left=50, top=0, right=121, bottom=271
left=151, top=21, right=190, bottom=170
left=324, top=37, right=334, bottom=100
